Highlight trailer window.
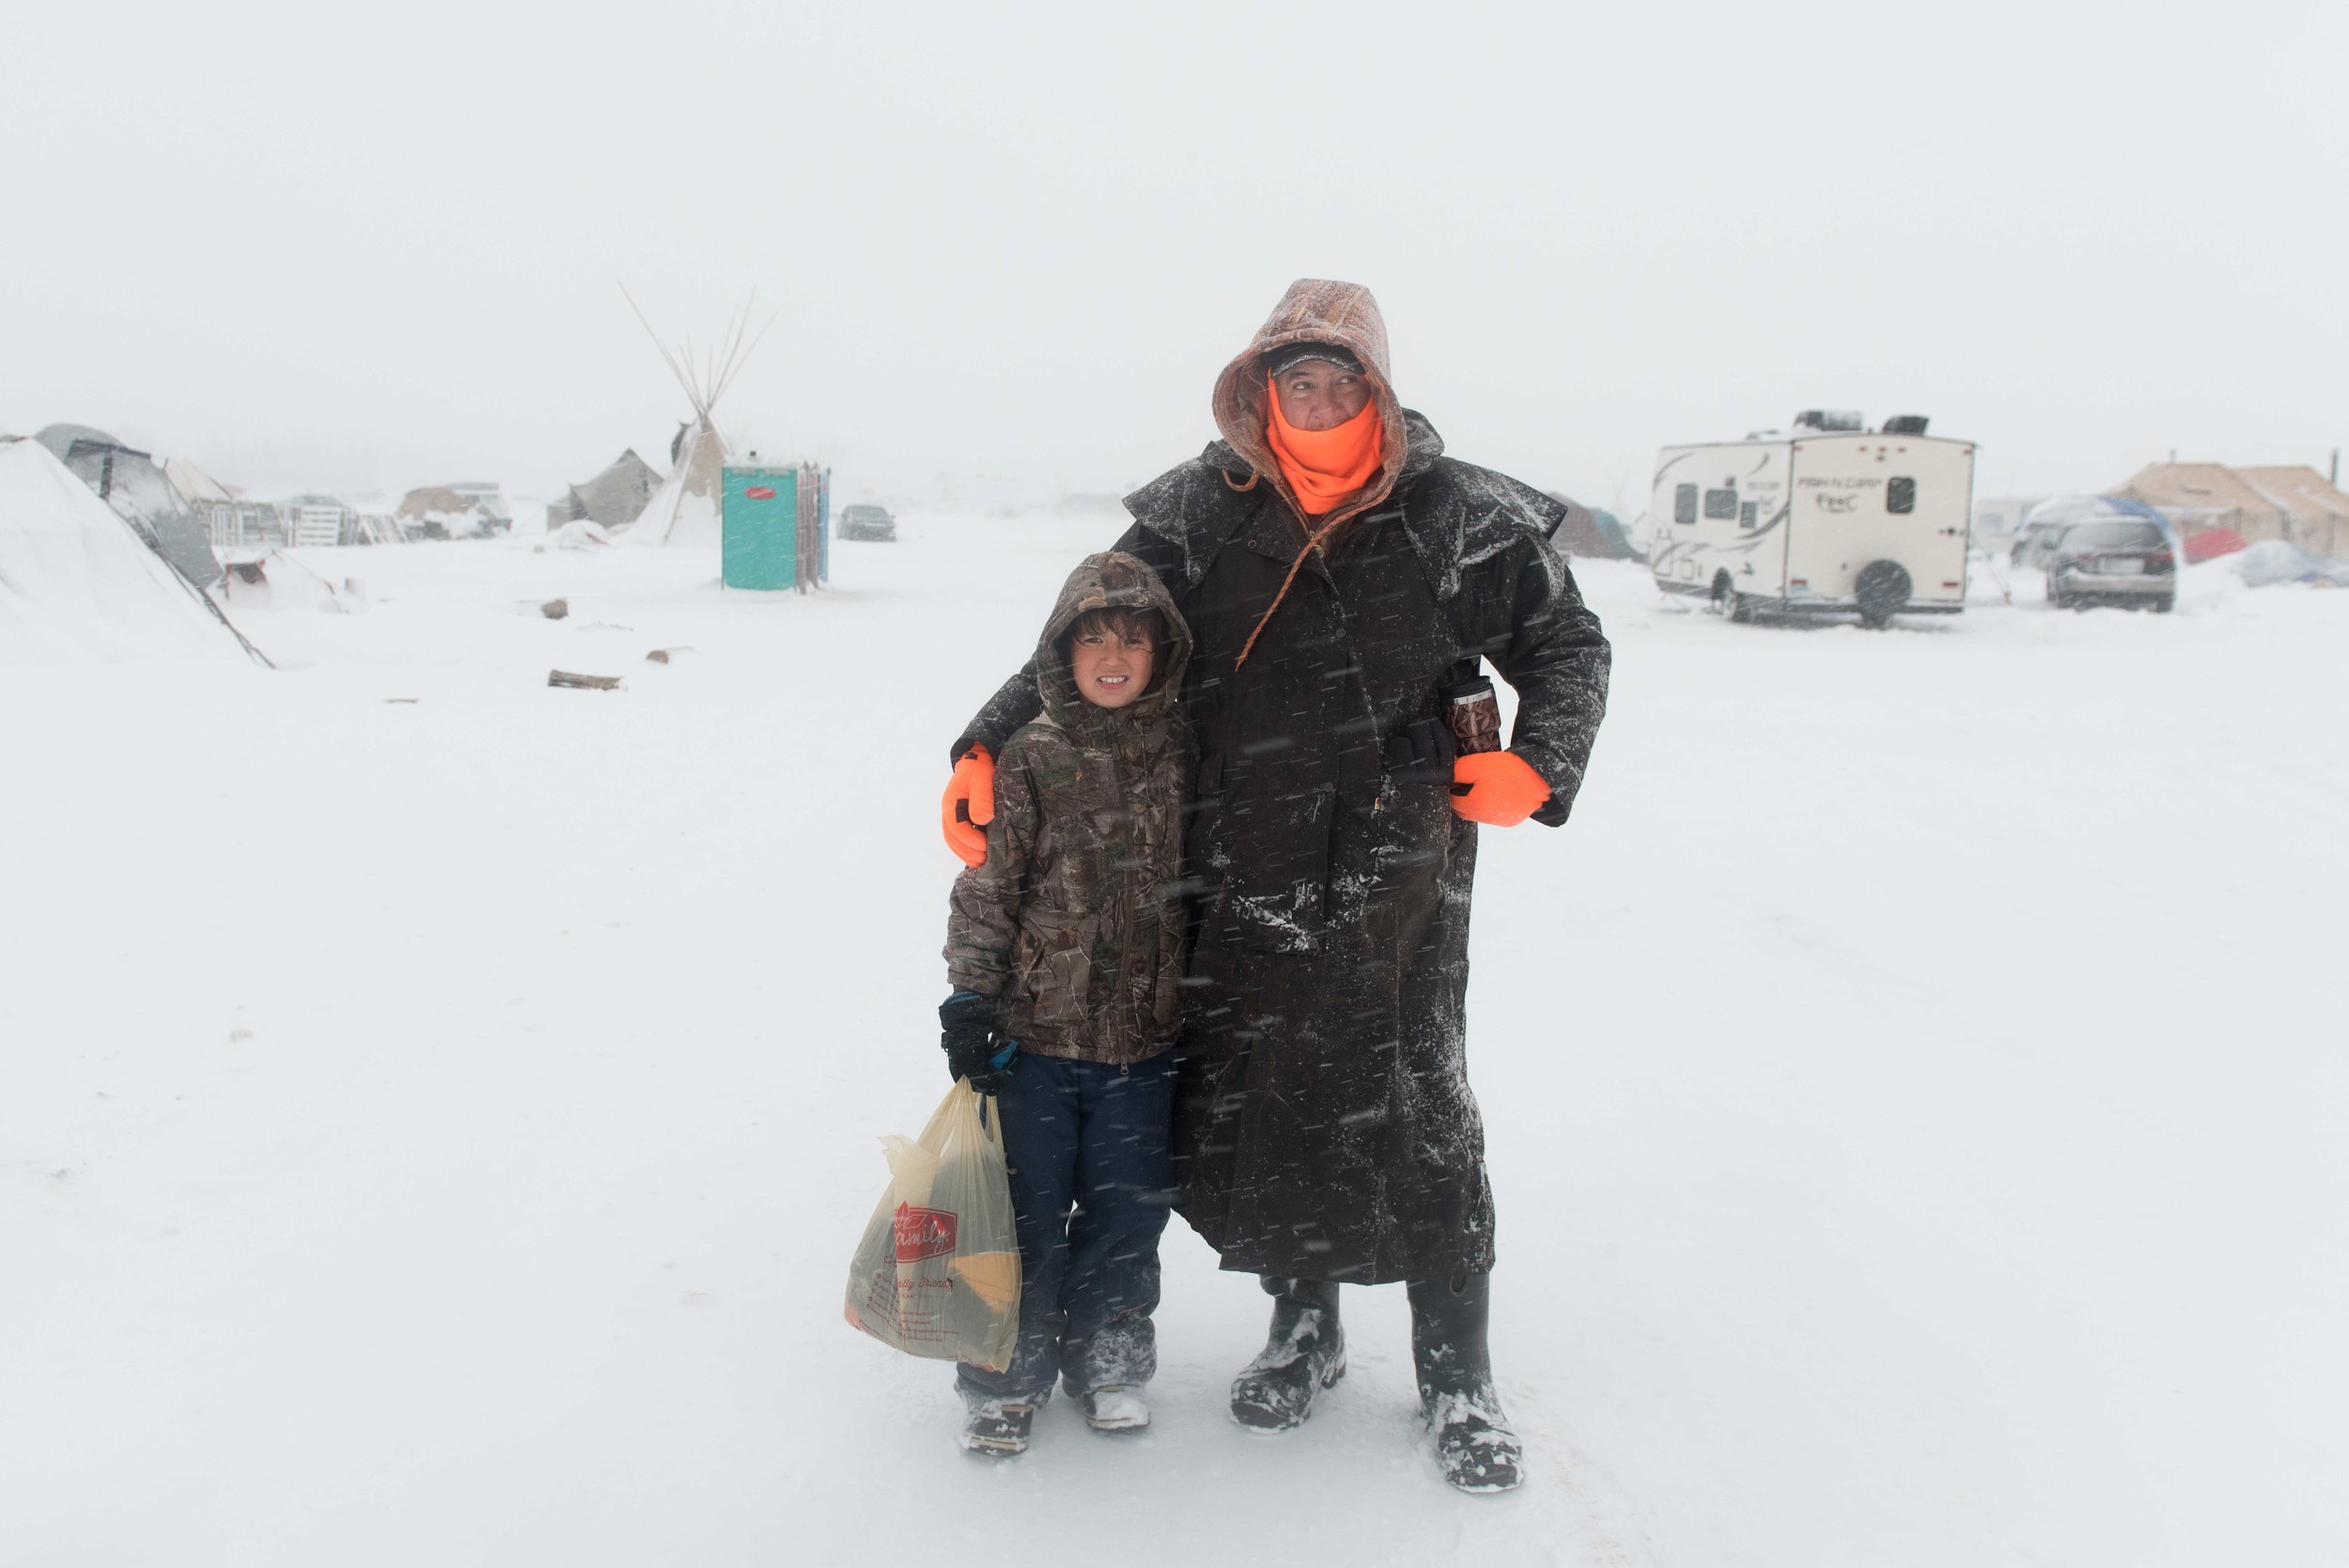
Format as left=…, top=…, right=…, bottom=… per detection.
left=1739, top=501, right=1758, bottom=530
left=1703, top=488, right=1737, bottom=520
left=1674, top=484, right=1698, bottom=525
left=1887, top=476, right=1916, bottom=514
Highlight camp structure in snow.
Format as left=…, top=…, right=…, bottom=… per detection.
left=616, top=287, right=772, bottom=551
left=1646, top=411, right=1975, bottom=628
left=546, top=450, right=662, bottom=534
left=397, top=485, right=502, bottom=540
left=34, top=423, right=225, bottom=588
left=1546, top=493, right=1641, bottom=561
left=0, top=437, right=263, bottom=665
left=2108, top=461, right=2349, bottom=559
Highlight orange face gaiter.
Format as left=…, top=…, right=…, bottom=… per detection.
left=1263, top=373, right=1383, bottom=516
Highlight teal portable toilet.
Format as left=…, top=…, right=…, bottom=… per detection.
left=723, top=467, right=798, bottom=590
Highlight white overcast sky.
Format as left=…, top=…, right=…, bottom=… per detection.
left=4, top=0, right=2343, bottom=516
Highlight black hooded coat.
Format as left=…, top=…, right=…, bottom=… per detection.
left=956, top=282, right=1610, bottom=1282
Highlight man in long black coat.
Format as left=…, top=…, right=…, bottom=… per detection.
left=941, top=279, right=1610, bottom=1490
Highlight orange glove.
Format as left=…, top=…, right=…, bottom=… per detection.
left=941, top=746, right=996, bottom=867
left=1450, top=751, right=1551, bottom=827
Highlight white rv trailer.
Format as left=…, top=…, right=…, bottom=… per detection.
left=1647, top=412, right=1976, bottom=626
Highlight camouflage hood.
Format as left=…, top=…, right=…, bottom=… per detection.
left=944, top=550, right=1198, bottom=1065
left=1210, top=278, right=1408, bottom=530
left=1033, top=550, right=1193, bottom=737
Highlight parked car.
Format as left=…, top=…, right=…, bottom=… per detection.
left=2044, top=519, right=2175, bottom=612
left=837, top=503, right=896, bottom=541
left=2012, top=517, right=2072, bottom=567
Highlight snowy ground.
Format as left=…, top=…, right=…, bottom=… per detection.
left=5, top=520, right=2344, bottom=1567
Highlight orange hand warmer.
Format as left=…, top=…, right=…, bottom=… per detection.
left=941, top=746, right=995, bottom=867
left=1264, top=375, right=1383, bottom=516
left=1449, top=751, right=1552, bottom=827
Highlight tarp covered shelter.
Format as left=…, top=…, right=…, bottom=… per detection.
left=34, top=423, right=225, bottom=588
left=0, top=438, right=258, bottom=664
left=549, top=449, right=661, bottom=532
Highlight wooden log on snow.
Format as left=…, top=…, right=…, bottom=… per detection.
left=548, top=669, right=623, bottom=691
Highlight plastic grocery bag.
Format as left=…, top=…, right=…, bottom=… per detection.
left=842, top=1083, right=1021, bottom=1372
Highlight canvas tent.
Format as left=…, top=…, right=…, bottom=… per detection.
left=163, top=455, right=234, bottom=508
left=2234, top=467, right=2349, bottom=559
left=0, top=438, right=261, bottom=664
left=547, top=449, right=662, bottom=532
left=34, top=423, right=225, bottom=588
left=2109, top=462, right=2349, bottom=556
left=619, top=288, right=770, bottom=550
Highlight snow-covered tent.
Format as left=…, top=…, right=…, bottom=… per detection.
left=627, top=421, right=726, bottom=550
left=547, top=449, right=662, bottom=533
left=2229, top=539, right=2349, bottom=588
left=618, top=289, right=770, bottom=550
left=0, top=438, right=261, bottom=664
left=397, top=485, right=498, bottom=539
left=163, top=455, right=235, bottom=509
left=34, top=424, right=226, bottom=588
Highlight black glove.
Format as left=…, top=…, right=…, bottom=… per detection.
left=941, top=990, right=1015, bottom=1093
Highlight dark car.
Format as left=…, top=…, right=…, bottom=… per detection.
left=837, top=503, right=895, bottom=542
left=2045, top=520, right=2175, bottom=612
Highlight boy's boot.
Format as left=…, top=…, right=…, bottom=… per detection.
left=1229, top=1276, right=1346, bottom=1431
left=960, top=1397, right=1038, bottom=1456
left=1408, top=1272, right=1522, bottom=1493
left=1081, top=1384, right=1150, bottom=1433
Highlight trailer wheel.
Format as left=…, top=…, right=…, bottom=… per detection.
left=1855, top=560, right=1911, bottom=629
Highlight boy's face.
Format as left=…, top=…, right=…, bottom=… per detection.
left=1069, top=624, right=1156, bottom=709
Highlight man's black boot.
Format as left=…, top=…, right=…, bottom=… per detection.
left=1408, top=1272, right=1523, bottom=1493
left=1229, top=1276, right=1346, bottom=1431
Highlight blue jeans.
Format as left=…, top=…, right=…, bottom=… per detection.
left=957, top=1051, right=1175, bottom=1405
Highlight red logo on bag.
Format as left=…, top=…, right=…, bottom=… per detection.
left=744, top=485, right=777, bottom=500
left=893, top=1203, right=957, bottom=1262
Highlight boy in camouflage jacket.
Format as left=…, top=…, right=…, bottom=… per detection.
left=939, top=551, right=1194, bottom=1454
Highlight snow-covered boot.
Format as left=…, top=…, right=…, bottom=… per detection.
left=1230, top=1277, right=1346, bottom=1431
left=1408, top=1273, right=1522, bottom=1493
left=960, top=1398, right=1037, bottom=1455
left=1081, top=1384, right=1151, bottom=1433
